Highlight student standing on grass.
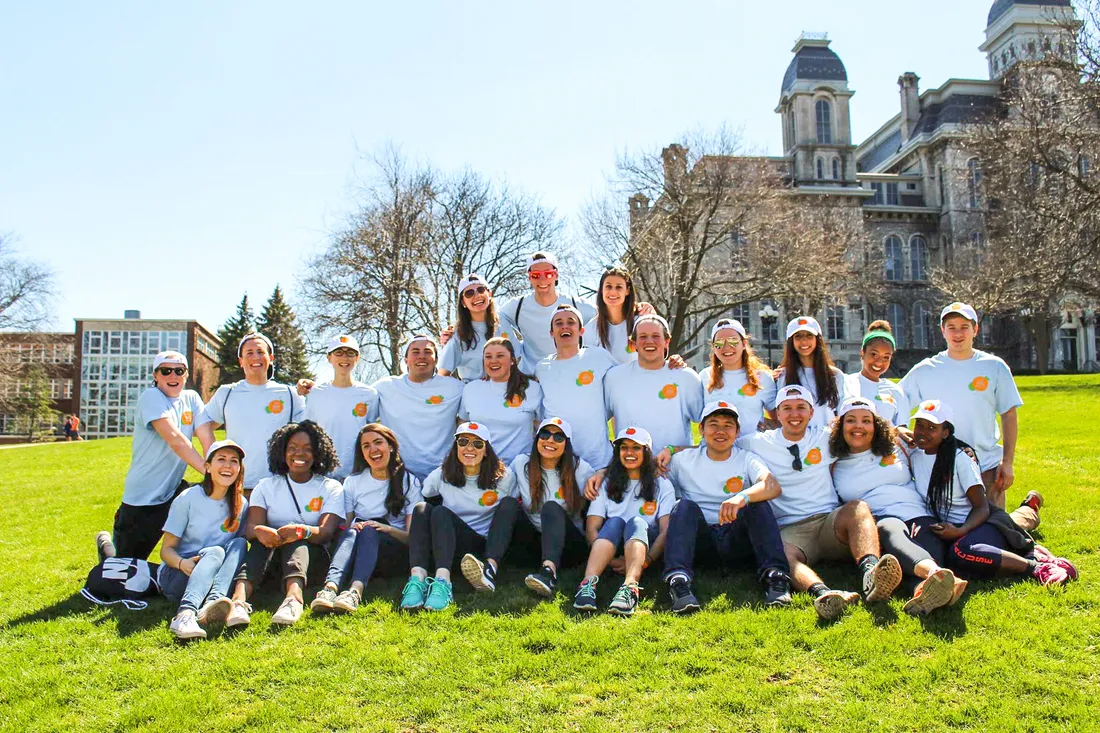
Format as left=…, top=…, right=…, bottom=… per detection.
left=738, top=385, right=902, bottom=621
left=499, top=252, right=597, bottom=374
left=100, top=350, right=207, bottom=561
left=574, top=427, right=675, bottom=617
left=195, top=333, right=305, bottom=491
left=830, top=397, right=965, bottom=616
left=582, top=267, right=656, bottom=364
left=226, top=421, right=344, bottom=627
left=371, top=335, right=464, bottom=483
left=158, top=440, right=248, bottom=640
left=652, top=401, right=792, bottom=613
left=774, top=317, right=846, bottom=430
left=310, top=424, right=421, bottom=615
left=295, top=334, right=378, bottom=481
left=699, top=318, right=777, bottom=436
left=844, top=321, right=911, bottom=431
left=458, top=337, right=543, bottom=466
left=400, top=423, right=519, bottom=612
left=438, top=274, right=507, bottom=382
left=907, top=400, right=1075, bottom=587
left=899, top=302, right=1040, bottom=530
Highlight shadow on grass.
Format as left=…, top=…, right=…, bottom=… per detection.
left=2, top=591, right=170, bottom=637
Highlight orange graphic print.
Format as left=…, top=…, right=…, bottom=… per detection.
left=804, top=448, right=822, bottom=466
left=626, top=343, right=636, bottom=354
left=798, top=318, right=809, bottom=325
left=738, top=384, right=758, bottom=397
left=181, top=411, right=194, bottom=426
left=426, top=395, right=444, bottom=405
left=639, top=501, right=657, bottom=516
left=876, top=394, right=896, bottom=405
left=479, top=490, right=499, bottom=507
left=658, top=384, right=678, bottom=400
left=352, top=402, right=368, bottom=417
left=339, top=336, right=349, bottom=343
left=879, top=453, right=898, bottom=467
left=625, top=427, right=637, bottom=436
left=305, top=497, right=323, bottom=512
left=266, top=400, right=284, bottom=415
left=724, top=476, right=744, bottom=494
left=921, top=401, right=937, bottom=411
left=220, top=517, right=240, bottom=533
left=969, top=376, right=990, bottom=392
left=576, top=370, right=595, bottom=386
left=555, top=486, right=564, bottom=500
left=501, top=332, right=510, bottom=340
left=504, top=394, right=524, bottom=408
left=468, top=422, right=480, bottom=430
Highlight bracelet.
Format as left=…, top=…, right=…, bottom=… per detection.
left=304, top=526, right=313, bottom=540
left=737, top=491, right=751, bottom=505
left=666, top=445, right=676, bottom=456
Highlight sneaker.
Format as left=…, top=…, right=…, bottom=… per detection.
left=573, top=576, right=599, bottom=612
left=1034, top=545, right=1078, bottom=581
left=424, top=578, right=454, bottom=611
left=460, top=554, right=496, bottom=592
left=310, top=587, right=338, bottom=614
left=1021, top=490, right=1043, bottom=513
left=1032, top=562, right=1070, bottom=588
left=226, top=600, right=252, bottom=628
left=95, top=531, right=116, bottom=561
left=333, top=589, right=361, bottom=614
left=524, top=565, right=557, bottom=598
left=762, top=569, right=792, bottom=607
left=668, top=578, right=700, bottom=614
left=271, top=597, right=303, bottom=625
left=400, top=576, right=429, bottom=610
left=863, top=554, right=903, bottom=603
left=196, top=596, right=232, bottom=626
left=948, top=576, right=969, bottom=606
left=169, top=609, right=206, bottom=640
left=607, top=582, right=641, bottom=616
left=813, top=589, right=858, bottom=621
left=903, top=568, right=956, bottom=616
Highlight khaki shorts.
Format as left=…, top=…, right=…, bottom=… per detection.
left=780, top=508, right=850, bottom=566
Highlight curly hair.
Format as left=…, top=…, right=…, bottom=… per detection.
left=441, top=435, right=507, bottom=490
left=267, top=420, right=340, bottom=477
left=351, top=422, right=411, bottom=519
left=829, top=409, right=896, bottom=459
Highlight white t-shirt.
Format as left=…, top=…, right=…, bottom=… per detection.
left=499, top=293, right=597, bottom=374
left=123, top=387, right=206, bottom=506
left=304, top=381, right=380, bottom=480
left=371, top=374, right=464, bottom=482
left=738, top=427, right=838, bottom=527
left=439, top=321, right=506, bottom=382
left=421, top=466, right=519, bottom=537
left=583, top=316, right=636, bottom=365
left=909, top=447, right=983, bottom=526
left=198, top=381, right=306, bottom=489
left=510, top=453, right=596, bottom=531
left=775, top=366, right=847, bottom=430
left=459, top=379, right=543, bottom=466
left=844, top=373, right=910, bottom=428
left=668, top=446, right=769, bottom=525
left=699, top=366, right=777, bottom=437
left=161, top=485, right=249, bottom=557
left=341, top=471, right=423, bottom=528
left=536, top=348, right=617, bottom=470
left=249, top=474, right=344, bottom=528
left=833, top=447, right=929, bottom=522
left=604, top=361, right=704, bottom=451
left=899, top=350, right=1023, bottom=471
left=588, top=476, right=676, bottom=529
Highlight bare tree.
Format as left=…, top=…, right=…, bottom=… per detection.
left=0, top=234, right=56, bottom=331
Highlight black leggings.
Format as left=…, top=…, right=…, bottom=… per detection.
left=878, top=516, right=1026, bottom=580
left=538, top=501, right=589, bottom=569
left=408, top=498, right=521, bottom=572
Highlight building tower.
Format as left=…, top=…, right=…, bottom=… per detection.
left=981, top=0, right=1077, bottom=79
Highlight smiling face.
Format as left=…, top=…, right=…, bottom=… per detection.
left=154, top=363, right=187, bottom=398
left=405, top=341, right=437, bottom=382
left=285, top=430, right=314, bottom=477
left=841, top=409, right=876, bottom=453
left=777, top=399, right=813, bottom=439
left=913, top=418, right=949, bottom=454
left=528, top=262, right=558, bottom=297
left=701, top=413, right=740, bottom=452
left=550, top=311, right=583, bottom=350
left=941, top=315, right=978, bottom=355
left=632, top=320, right=669, bottom=368
left=617, top=439, right=646, bottom=477
left=791, top=331, right=818, bottom=361
left=238, top=338, right=273, bottom=381
left=360, top=430, right=392, bottom=474
left=206, top=448, right=242, bottom=489
left=711, top=327, right=745, bottom=370
left=536, top=425, right=566, bottom=462
left=861, top=341, right=894, bottom=380
left=456, top=432, right=487, bottom=469
left=601, top=275, right=629, bottom=313
left=328, top=347, right=359, bottom=378
left=462, top=284, right=491, bottom=315
left=482, top=343, right=512, bottom=382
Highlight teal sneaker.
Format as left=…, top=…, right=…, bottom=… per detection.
left=400, top=576, right=429, bottom=610
left=424, top=578, right=454, bottom=612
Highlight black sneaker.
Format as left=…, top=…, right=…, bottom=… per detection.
left=762, top=569, right=792, bottom=607
left=573, top=576, right=599, bottom=612
left=524, top=565, right=557, bottom=598
left=95, top=531, right=116, bottom=561
left=668, top=578, right=700, bottom=614
left=460, top=553, right=497, bottom=592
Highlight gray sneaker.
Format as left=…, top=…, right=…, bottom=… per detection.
left=310, top=588, right=337, bottom=614
left=333, top=589, right=361, bottom=614
left=607, top=583, right=641, bottom=616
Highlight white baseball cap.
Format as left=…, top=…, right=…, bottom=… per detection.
left=205, top=438, right=245, bottom=462
left=458, top=274, right=489, bottom=295
left=237, top=332, right=274, bottom=357
left=631, top=313, right=670, bottom=337
left=527, top=252, right=559, bottom=270
left=940, top=302, right=979, bottom=323
left=838, top=396, right=877, bottom=418
left=551, top=304, right=584, bottom=328
left=776, top=384, right=815, bottom=407
left=913, top=399, right=954, bottom=425
left=327, top=334, right=360, bottom=354
left=710, top=319, right=747, bottom=342
left=455, top=421, right=492, bottom=443
left=537, top=417, right=573, bottom=441
left=403, top=333, right=439, bottom=357
left=785, top=316, right=822, bottom=340
left=153, top=350, right=188, bottom=370
left=700, top=400, right=740, bottom=423
left=614, top=426, right=653, bottom=448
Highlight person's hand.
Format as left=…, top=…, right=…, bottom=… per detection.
left=179, top=555, right=201, bottom=576
left=929, top=522, right=964, bottom=541
left=610, top=557, right=626, bottom=574
left=254, top=525, right=282, bottom=548
left=364, top=519, right=392, bottom=535
left=296, top=378, right=315, bottom=396
left=655, top=447, right=673, bottom=474
left=719, top=494, right=748, bottom=525
left=584, top=470, right=604, bottom=501
left=439, top=325, right=455, bottom=346
left=277, top=524, right=308, bottom=543
left=352, top=520, right=370, bottom=532
left=994, top=461, right=1015, bottom=492
left=668, top=354, right=687, bottom=370
left=895, top=426, right=916, bottom=448
left=636, top=302, right=656, bottom=316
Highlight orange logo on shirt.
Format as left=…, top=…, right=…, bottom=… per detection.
left=181, top=411, right=193, bottom=426
left=969, top=376, right=990, bottom=392
left=479, top=490, right=498, bottom=507
left=639, top=501, right=657, bottom=516
left=504, top=394, right=524, bottom=408
left=352, top=402, right=368, bottom=417
left=426, top=395, right=444, bottom=405
left=266, top=400, right=284, bottom=414
left=738, top=384, right=757, bottom=397
left=555, top=486, right=564, bottom=500
left=220, top=517, right=240, bottom=533
left=724, top=476, right=744, bottom=494
left=804, top=448, right=822, bottom=466
left=501, top=332, right=510, bottom=340
left=880, top=454, right=898, bottom=467
left=876, top=394, right=896, bottom=405
left=576, top=370, right=594, bottom=386
left=626, top=343, right=636, bottom=354
left=305, top=497, right=323, bottom=512
left=658, top=384, right=678, bottom=400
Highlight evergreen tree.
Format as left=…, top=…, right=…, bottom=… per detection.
left=12, top=364, right=60, bottom=441
left=216, top=294, right=255, bottom=385
left=258, top=285, right=314, bottom=384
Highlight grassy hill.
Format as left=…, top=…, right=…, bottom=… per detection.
left=1, top=375, right=1098, bottom=731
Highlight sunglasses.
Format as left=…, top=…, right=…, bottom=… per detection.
left=157, top=367, right=186, bottom=377
left=528, top=269, right=558, bottom=281
left=456, top=437, right=485, bottom=449
left=711, top=338, right=743, bottom=349
left=536, top=429, right=567, bottom=443
left=786, top=445, right=803, bottom=472
left=330, top=348, right=359, bottom=358
left=463, top=286, right=488, bottom=298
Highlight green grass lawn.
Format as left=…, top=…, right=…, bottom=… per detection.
left=2, top=375, right=1099, bottom=732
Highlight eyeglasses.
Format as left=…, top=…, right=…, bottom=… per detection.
left=456, top=437, right=485, bottom=449
left=536, top=429, right=567, bottom=443
left=157, top=367, right=186, bottom=377
left=330, top=348, right=359, bottom=358
left=528, top=269, right=558, bottom=281
left=786, top=444, right=803, bottom=472
left=463, top=286, right=488, bottom=298
left=711, top=338, right=743, bottom=349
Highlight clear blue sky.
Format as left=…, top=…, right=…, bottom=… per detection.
left=1, top=1, right=994, bottom=338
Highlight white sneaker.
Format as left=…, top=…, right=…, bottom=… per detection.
left=197, top=597, right=232, bottom=626
left=169, top=609, right=207, bottom=640
left=226, top=600, right=252, bottom=628
left=271, top=597, right=303, bottom=626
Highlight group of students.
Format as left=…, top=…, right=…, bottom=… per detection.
left=95, top=252, right=1078, bottom=640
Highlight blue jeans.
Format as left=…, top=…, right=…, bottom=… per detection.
left=324, top=524, right=409, bottom=588
left=661, top=499, right=789, bottom=583
left=596, top=516, right=657, bottom=550
left=158, top=537, right=247, bottom=612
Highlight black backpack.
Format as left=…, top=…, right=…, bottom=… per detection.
left=81, top=558, right=162, bottom=610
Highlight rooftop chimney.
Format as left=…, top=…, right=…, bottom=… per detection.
left=898, top=72, right=921, bottom=143
left=661, top=144, right=688, bottom=191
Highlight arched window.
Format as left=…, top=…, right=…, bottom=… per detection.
left=816, top=158, right=825, bottom=179
left=913, top=302, right=934, bottom=349
left=886, top=303, right=907, bottom=348
left=910, top=235, right=928, bottom=281
left=884, top=236, right=904, bottom=282
left=967, top=158, right=982, bottom=208
left=832, top=159, right=840, bottom=180
left=816, top=100, right=833, bottom=144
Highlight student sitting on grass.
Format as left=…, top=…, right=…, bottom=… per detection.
left=227, top=421, right=344, bottom=627
left=158, top=440, right=248, bottom=640
left=310, top=424, right=422, bottom=615
left=400, top=422, right=519, bottom=612
left=575, top=427, right=674, bottom=617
